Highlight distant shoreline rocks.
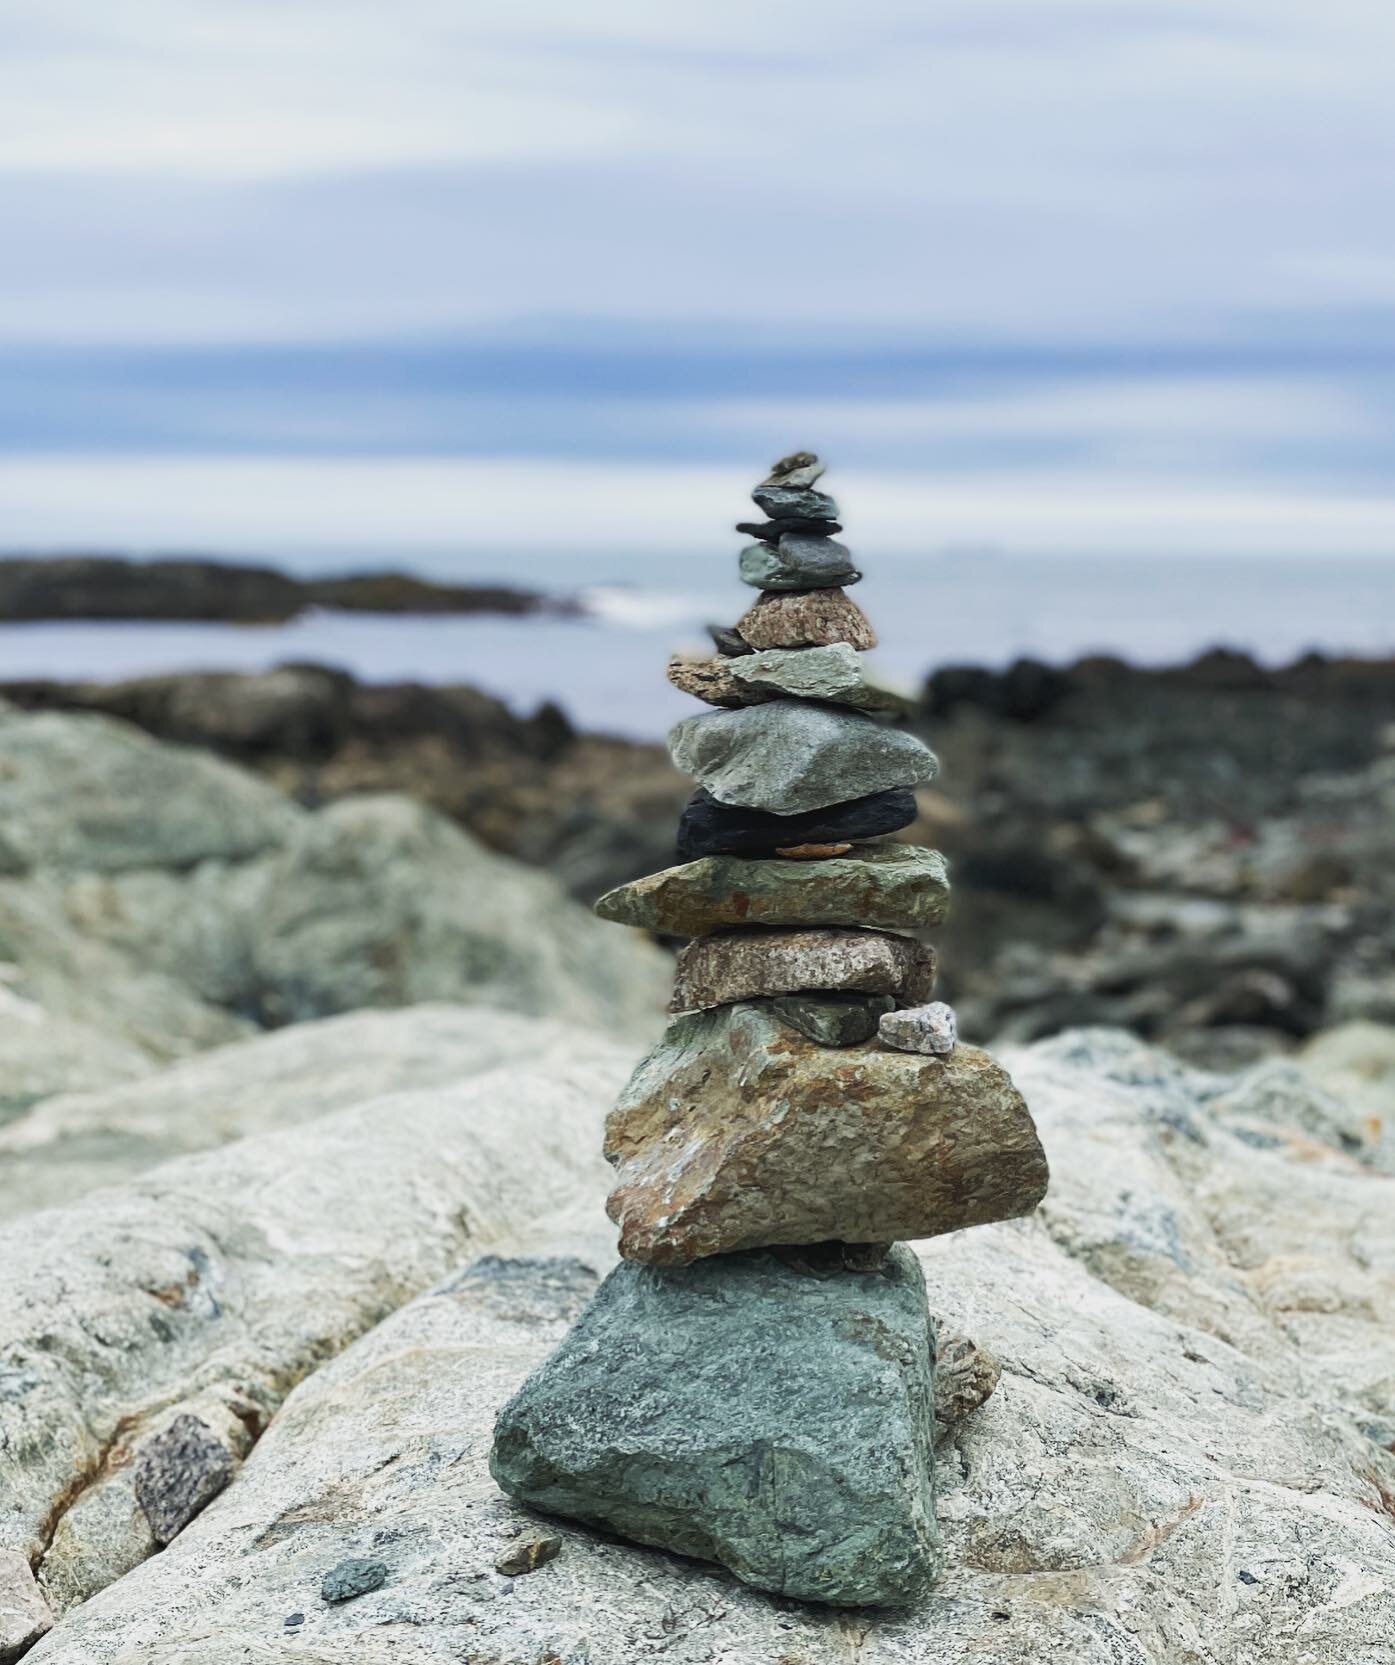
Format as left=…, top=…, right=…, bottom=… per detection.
left=0, top=554, right=581, bottom=624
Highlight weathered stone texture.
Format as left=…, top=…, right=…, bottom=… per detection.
left=668, top=701, right=936, bottom=815
left=670, top=926, right=937, bottom=1012
left=594, top=844, right=948, bottom=936
left=605, top=1004, right=1047, bottom=1263
left=736, top=587, right=877, bottom=650
left=491, top=1246, right=940, bottom=1606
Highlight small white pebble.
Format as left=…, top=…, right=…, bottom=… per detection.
left=879, top=1001, right=957, bottom=1056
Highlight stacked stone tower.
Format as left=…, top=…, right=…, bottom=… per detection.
left=491, top=453, right=1049, bottom=1608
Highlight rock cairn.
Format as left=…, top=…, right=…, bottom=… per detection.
left=491, top=452, right=1050, bottom=1607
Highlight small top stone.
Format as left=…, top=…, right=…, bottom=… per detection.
left=761, top=451, right=826, bottom=489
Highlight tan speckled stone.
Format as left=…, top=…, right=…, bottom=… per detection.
left=670, top=927, right=936, bottom=1012
left=735, top=588, right=877, bottom=651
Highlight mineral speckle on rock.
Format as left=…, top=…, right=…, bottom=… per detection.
left=594, top=845, right=949, bottom=937
left=775, top=840, right=853, bottom=858
left=489, top=1246, right=940, bottom=1607
left=0, top=1550, right=53, bottom=1662
left=605, top=1004, right=1046, bottom=1263
left=321, top=1557, right=388, bottom=1604
left=881, top=1001, right=959, bottom=1056
left=670, top=926, right=937, bottom=1012
left=494, top=1533, right=562, bottom=1576
left=668, top=701, right=936, bottom=816
left=132, top=1414, right=235, bottom=1545
left=675, top=784, right=919, bottom=860
left=736, top=586, right=877, bottom=650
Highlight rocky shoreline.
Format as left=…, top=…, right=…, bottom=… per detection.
left=5, top=643, right=1393, bottom=1064
left=0, top=554, right=578, bottom=622
left=0, top=662, right=1392, bottom=1660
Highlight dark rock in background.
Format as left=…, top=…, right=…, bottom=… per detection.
left=0, top=555, right=570, bottom=623
left=5, top=646, right=1394, bottom=1058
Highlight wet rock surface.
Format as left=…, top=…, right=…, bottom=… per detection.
left=491, top=1245, right=940, bottom=1606
left=605, top=1004, right=1047, bottom=1262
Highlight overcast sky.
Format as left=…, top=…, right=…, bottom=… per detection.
left=3, top=0, right=1395, bottom=557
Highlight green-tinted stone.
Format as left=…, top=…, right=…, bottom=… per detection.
left=770, top=991, right=895, bottom=1046
left=593, top=844, right=948, bottom=937
left=732, top=643, right=915, bottom=718
left=489, top=1245, right=941, bottom=1607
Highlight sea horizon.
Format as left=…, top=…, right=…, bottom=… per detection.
left=1, top=547, right=1391, bottom=740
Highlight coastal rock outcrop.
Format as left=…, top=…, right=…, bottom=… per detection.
left=20, top=1026, right=1395, bottom=1663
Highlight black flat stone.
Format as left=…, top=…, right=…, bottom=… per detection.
left=675, top=786, right=919, bottom=860
left=736, top=519, right=843, bottom=542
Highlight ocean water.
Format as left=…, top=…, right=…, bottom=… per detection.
left=1, top=550, right=1391, bottom=739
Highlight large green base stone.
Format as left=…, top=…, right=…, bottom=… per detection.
left=593, top=844, right=949, bottom=936
left=668, top=701, right=937, bottom=816
left=489, top=1245, right=941, bottom=1608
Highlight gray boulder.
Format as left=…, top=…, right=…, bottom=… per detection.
left=668, top=701, right=937, bottom=815
left=0, top=1004, right=623, bottom=1220
left=0, top=1035, right=633, bottom=1609
left=0, top=707, right=298, bottom=873
left=491, top=1245, right=941, bottom=1606
left=25, top=1028, right=1395, bottom=1662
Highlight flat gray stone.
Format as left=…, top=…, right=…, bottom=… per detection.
left=738, top=536, right=859, bottom=592
left=490, top=1246, right=940, bottom=1607
left=751, top=483, right=839, bottom=521
left=668, top=702, right=937, bottom=816
left=732, top=643, right=916, bottom=717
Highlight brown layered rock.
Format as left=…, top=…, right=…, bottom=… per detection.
left=595, top=846, right=949, bottom=937
left=604, top=1002, right=1048, bottom=1263
left=670, top=927, right=936, bottom=1012
left=735, top=588, right=877, bottom=651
